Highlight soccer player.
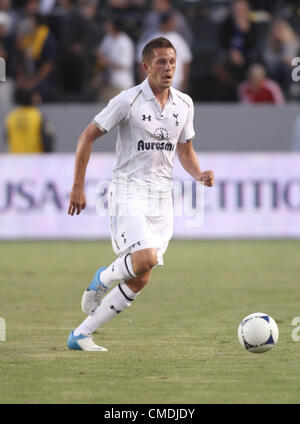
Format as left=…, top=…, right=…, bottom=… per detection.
left=67, top=37, right=214, bottom=351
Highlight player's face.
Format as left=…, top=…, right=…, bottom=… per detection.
left=144, top=48, right=176, bottom=91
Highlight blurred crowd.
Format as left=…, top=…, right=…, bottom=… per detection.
left=0, top=0, right=300, bottom=107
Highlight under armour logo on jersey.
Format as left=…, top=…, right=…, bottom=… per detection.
left=121, top=232, right=127, bottom=243
left=142, top=115, right=151, bottom=121
left=173, top=113, right=179, bottom=126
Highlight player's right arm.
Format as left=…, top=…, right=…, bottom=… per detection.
left=68, top=122, right=105, bottom=216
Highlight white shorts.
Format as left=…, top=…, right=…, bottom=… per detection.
left=108, top=182, right=173, bottom=266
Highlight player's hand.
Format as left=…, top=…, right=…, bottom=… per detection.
left=68, top=185, right=86, bottom=216
left=199, top=170, right=214, bottom=187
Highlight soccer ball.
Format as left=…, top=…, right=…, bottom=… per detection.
left=238, top=312, right=279, bottom=353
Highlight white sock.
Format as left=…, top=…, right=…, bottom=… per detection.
left=74, top=282, right=139, bottom=336
left=100, top=253, right=137, bottom=288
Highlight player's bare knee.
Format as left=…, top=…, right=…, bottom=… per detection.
left=127, top=272, right=151, bottom=292
left=134, top=261, right=152, bottom=276
left=132, top=248, right=157, bottom=275
left=145, top=250, right=157, bottom=269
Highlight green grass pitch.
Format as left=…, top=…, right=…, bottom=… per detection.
left=0, top=240, right=300, bottom=404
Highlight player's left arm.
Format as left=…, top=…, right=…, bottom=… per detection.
left=176, top=141, right=214, bottom=187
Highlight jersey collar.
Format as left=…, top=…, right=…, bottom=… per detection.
left=142, top=78, right=179, bottom=105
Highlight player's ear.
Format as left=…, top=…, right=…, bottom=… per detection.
left=142, top=60, right=150, bottom=74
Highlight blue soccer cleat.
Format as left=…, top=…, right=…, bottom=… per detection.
left=67, top=330, right=107, bottom=351
left=81, top=267, right=108, bottom=315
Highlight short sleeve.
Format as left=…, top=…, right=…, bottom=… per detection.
left=93, top=91, right=130, bottom=133
left=178, top=96, right=195, bottom=143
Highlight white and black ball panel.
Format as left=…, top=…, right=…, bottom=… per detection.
left=238, top=312, right=279, bottom=354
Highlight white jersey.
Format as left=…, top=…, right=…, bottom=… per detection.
left=93, top=78, right=195, bottom=192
